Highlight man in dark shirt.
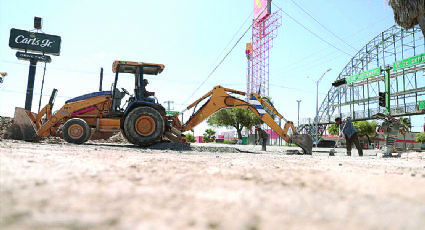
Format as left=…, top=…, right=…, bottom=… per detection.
left=256, top=126, right=269, bottom=151
left=335, top=117, right=363, bottom=156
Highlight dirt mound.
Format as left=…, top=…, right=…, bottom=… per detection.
left=0, top=116, right=13, bottom=140
left=88, top=132, right=128, bottom=144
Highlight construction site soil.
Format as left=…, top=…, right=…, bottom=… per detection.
left=1, top=116, right=425, bottom=230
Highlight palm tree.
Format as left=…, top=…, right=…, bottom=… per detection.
left=388, top=0, right=425, bottom=36
left=398, top=117, right=411, bottom=150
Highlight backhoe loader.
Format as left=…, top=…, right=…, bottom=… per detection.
left=4, top=61, right=313, bottom=154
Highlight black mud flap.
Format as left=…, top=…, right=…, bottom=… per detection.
left=291, top=134, right=313, bottom=155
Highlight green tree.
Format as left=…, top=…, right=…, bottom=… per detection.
left=398, top=117, right=412, bottom=131
left=328, top=123, right=339, bottom=136
left=399, top=117, right=411, bottom=150
left=416, top=132, right=425, bottom=144
left=185, top=133, right=196, bottom=143
left=353, top=120, right=378, bottom=144
left=203, top=128, right=216, bottom=143
left=207, top=108, right=262, bottom=140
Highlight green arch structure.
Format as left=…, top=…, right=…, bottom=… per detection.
left=300, top=24, right=425, bottom=140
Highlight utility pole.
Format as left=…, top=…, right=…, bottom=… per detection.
left=296, top=100, right=301, bottom=127
left=314, top=68, right=332, bottom=145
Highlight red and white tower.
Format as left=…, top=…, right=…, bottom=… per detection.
left=247, top=0, right=282, bottom=98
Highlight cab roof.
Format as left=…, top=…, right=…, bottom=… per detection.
left=112, top=61, right=165, bottom=75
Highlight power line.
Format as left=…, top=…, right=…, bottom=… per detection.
left=271, top=2, right=352, bottom=57
left=289, top=0, right=357, bottom=51
left=0, top=88, right=71, bottom=99
left=282, top=10, right=353, bottom=57
left=208, top=11, right=253, bottom=75
left=279, top=15, right=390, bottom=74
left=181, top=2, right=277, bottom=107
left=0, top=60, right=99, bottom=75
left=182, top=11, right=255, bottom=105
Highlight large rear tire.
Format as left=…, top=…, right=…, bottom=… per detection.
left=62, top=118, right=91, bottom=144
left=124, top=106, right=164, bottom=146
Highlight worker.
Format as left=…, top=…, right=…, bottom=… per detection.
left=335, top=117, right=363, bottom=156
left=255, top=126, right=268, bottom=151
left=0, top=72, right=6, bottom=84
left=143, top=79, right=155, bottom=103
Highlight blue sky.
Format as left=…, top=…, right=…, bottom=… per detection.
left=1, top=0, right=413, bottom=135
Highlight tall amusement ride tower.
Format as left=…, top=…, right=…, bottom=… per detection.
left=246, top=0, right=282, bottom=98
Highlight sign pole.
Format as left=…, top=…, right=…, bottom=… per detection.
left=9, top=18, right=61, bottom=112
left=25, top=59, right=37, bottom=111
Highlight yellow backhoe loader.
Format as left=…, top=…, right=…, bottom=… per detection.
left=4, top=61, right=313, bottom=154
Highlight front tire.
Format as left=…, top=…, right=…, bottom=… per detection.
left=124, top=107, right=164, bottom=146
left=62, top=118, right=91, bottom=144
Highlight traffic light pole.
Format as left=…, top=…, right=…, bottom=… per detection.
left=384, top=66, right=392, bottom=115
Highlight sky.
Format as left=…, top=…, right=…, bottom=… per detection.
left=1, top=0, right=419, bottom=136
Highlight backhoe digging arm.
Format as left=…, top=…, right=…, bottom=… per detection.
left=180, top=86, right=313, bottom=154
left=182, top=86, right=249, bottom=131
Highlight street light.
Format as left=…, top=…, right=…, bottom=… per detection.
left=296, top=100, right=301, bottom=127
left=310, top=68, right=332, bottom=146
left=163, top=101, right=174, bottom=111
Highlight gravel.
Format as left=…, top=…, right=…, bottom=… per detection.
left=1, top=140, right=425, bottom=230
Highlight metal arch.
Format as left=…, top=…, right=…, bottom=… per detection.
left=299, top=25, right=425, bottom=141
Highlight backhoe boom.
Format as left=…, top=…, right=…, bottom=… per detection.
left=180, top=85, right=313, bottom=154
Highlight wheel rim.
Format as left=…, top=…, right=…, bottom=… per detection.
left=135, top=116, right=156, bottom=136
left=68, top=124, right=84, bottom=139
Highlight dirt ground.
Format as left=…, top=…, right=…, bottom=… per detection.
left=1, top=139, right=425, bottom=230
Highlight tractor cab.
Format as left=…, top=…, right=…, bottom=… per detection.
left=111, top=61, right=165, bottom=113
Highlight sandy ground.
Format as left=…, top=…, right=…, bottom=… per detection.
left=1, top=140, right=425, bottom=230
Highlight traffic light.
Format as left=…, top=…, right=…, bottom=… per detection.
left=332, top=78, right=347, bottom=87
left=379, top=92, right=386, bottom=107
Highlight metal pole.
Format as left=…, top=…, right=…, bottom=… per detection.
left=316, top=81, right=319, bottom=144
left=315, top=68, right=331, bottom=146
left=99, top=67, right=103, bottom=91
left=385, top=66, right=392, bottom=114
left=279, top=118, right=282, bottom=146
left=37, top=62, right=47, bottom=113
left=25, top=59, right=37, bottom=111
left=297, top=100, right=301, bottom=127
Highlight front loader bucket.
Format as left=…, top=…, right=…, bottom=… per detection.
left=4, top=107, right=37, bottom=141
left=290, top=134, right=313, bottom=155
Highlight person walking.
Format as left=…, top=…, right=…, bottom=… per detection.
left=255, top=126, right=269, bottom=151
left=335, top=117, right=363, bottom=156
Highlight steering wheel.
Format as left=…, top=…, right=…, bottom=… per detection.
left=121, top=88, right=130, bottom=95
